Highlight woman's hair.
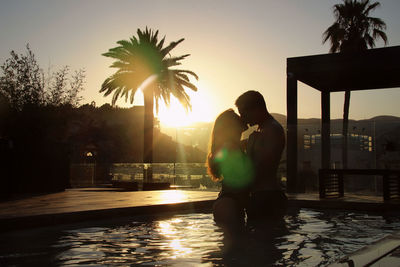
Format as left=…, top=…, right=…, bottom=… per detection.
left=207, top=109, right=246, bottom=181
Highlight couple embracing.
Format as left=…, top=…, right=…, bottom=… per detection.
left=207, top=90, right=287, bottom=231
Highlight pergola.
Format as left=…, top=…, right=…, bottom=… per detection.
left=286, top=46, right=400, bottom=193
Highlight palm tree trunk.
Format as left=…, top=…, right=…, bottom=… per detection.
left=342, top=90, right=350, bottom=169
left=143, top=87, right=154, bottom=182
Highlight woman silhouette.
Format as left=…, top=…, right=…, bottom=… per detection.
left=207, top=109, right=254, bottom=231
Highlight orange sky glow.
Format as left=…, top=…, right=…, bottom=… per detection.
left=1, top=0, right=400, bottom=127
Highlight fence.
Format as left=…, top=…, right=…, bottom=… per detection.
left=70, top=161, right=287, bottom=190
left=110, top=163, right=219, bottom=190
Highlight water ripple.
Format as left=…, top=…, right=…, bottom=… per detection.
left=1, top=208, right=400, bottom=266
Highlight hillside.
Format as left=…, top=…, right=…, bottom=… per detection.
left=160, top=114, right=400, bottom=153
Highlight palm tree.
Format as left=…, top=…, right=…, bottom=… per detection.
left=322, top=0, right=387, bottom=169
left=100, top=28, right=198, bottom=181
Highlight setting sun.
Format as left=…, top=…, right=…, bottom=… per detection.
left=156, top=84, right=214, bottom=128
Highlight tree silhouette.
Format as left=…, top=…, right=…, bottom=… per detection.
left=0, top=45, right=85, bottom=111
left=322, top=0, right=387, bottom=168
left=100, top=28, right=198, bottom=181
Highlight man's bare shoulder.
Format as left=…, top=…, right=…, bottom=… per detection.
left=261, top=118, right=284, bottom=136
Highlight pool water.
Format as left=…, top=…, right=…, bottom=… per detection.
left=1, top=208, right=400, bottom=266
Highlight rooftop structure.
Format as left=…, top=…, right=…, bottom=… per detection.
left=286, top=46, right=400, bottom=193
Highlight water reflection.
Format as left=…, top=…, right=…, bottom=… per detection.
left=208, top=216, right=291, bottom=266
left=157, top=219, right=193, bottom=259
left=1, top=209, right=400, bottom=266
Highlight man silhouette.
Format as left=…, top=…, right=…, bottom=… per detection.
left=235, top=90, right=287, bottom=220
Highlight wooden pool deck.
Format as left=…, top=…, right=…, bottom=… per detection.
left=0, top=188, right=399, bottom=232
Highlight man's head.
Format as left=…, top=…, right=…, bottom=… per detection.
left=235, top=90, right=268, bottom=126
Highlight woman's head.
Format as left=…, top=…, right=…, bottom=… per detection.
left=207, top=109, right=247, bottom=181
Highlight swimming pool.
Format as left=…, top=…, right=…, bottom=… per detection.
left=1, top=208, right=399, bottom=266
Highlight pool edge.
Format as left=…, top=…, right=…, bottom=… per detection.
left=0, top=200, right=215, bottom=233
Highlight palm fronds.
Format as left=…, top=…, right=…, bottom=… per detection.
left=322, top=0, right=388, bottom=53
left=100, top=27, right=198, bottom=110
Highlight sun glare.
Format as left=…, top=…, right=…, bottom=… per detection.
left=123, top=83, right=216, bottom=127
left=157, top=86, right=214, bottom=128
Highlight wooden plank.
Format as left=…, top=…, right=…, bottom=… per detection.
left=398, top=175, right=400, bottom=200
left=325, top=179, right=339, bottom=183
left=339, top=173, right=344, bottom=197
left=319, top=169, right=326, bottom=198
left=383, top=174, right=390, bottom=201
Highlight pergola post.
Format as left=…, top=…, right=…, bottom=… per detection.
left=286, top=46, right=400, bottom=197
left=321, top=91, right=331, bottom=169
left=287, top=73, right=298, bottom=193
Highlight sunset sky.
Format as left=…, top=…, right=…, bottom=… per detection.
left=1, top=0, right=400, bottom=126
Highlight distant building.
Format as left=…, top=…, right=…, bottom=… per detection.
left=295, top=118, right=400, bottom=193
